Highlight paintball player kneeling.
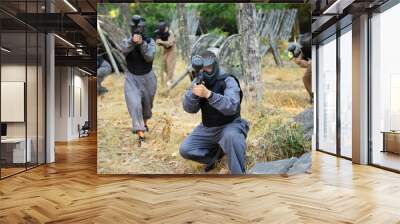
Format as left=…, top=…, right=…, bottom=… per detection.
left=179, top=50, right=249, bottom=174
left=122, top=15, right=157, bottom=146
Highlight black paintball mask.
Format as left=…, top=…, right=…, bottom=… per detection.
left=191, top=51, right=219, bottom=87
left=200, top=51, right=219, bottom=87
left=287, top=33, right=311, bottom=60
left=130, top=15, right=145, bottom=36
left=158, top=21, right=167, bottom=33
left=155, top=21, right=170, bottom=41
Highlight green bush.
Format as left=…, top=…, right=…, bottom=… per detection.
left=98, top=3, right=310, bottom=37
left=208, top=27, right=229, bottom=37
left=248, top=114, right=310, bottom=163
left=98, top=3, right=176, bottom=38
left=130, top=3, right=176, bottom=37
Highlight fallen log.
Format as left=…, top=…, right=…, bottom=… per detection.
left=167, top=68, right=191, bottom=91
left=98, top=20, right=120, bottom=75
left=98, top=16, right=128, bottom=73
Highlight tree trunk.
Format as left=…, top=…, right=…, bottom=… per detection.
left=176, top=3, right=191, bottom=65
left=119, top=3, right=130, bottom=35
left=236, top=3, right=263, bottom=109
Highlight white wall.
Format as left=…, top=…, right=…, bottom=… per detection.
left=74, top=70, right=89, bottom=139
left=1, top=82, right=25, bottom=122
left=1, top=63, right=46, bottom=164
left=54, top=67, right=89, bottom=141
left=55, top=66, right=69, bottom=141
left=1, top=65, right=25, bottom=81
left=1, top=65, right=26, bottom=133
left=1, top=65, right=36, bottom=138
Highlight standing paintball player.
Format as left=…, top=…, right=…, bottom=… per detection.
left=288, top=33, right=312, bottom=103
left=179, top=51, right=249, bottom=174
left=121, top=15, right=157, bottom=146
left=154, top=21, right=177, bottom=87
left=296, top=33, right=312, bottom=102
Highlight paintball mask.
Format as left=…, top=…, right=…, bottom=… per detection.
left=158, top=21, right=167, bottom=33
left=287, top=42, right=302, bottom=59
left=130, top=15, right=145, bottom=35
left=190, top=55, right=205, bottom=84
left=287, top=33, right=312, bottom=60
left=191, top=51, right=219, bottom=87
left=154, top=21, right=170, bottom=42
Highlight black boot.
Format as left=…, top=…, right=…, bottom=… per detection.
left=204, top=147, right=225, bottom=173
left=97, top=86, right=108, bottom=95
left=137, top=136, right=145, bottom=147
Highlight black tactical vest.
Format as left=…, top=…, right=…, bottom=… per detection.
left=199, top=74, right=243, bottom=127
left=125, top=37, right=153, bottom=75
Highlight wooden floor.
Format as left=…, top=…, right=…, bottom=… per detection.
left=1, top=135, right=400, bottom=223
left=372, top=150, right=400, bottom=171
left=1, top=167, right=26, bottom=178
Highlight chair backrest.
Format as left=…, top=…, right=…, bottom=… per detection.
left=82, top=121, right=90, bottom=129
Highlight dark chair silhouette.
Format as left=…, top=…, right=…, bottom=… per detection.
left=79, top=121, right=90, bottom=138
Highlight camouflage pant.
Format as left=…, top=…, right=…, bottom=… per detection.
left=303, top=64, right=312, bottom=100
left=162, top=47, right=176, bottom=82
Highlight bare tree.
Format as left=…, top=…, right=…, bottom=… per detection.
left=236, top=3, right=263, bottom=109
left=176, top=3, right=191, bottom=64
left=119, top=3, right=130, bottom=34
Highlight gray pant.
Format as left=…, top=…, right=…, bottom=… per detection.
left=179, top=118, right=249, bottom=174
left=124, top=70, right=157, bottom=132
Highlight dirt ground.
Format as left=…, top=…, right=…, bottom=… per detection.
left=97, top=56, right=310, bottom=174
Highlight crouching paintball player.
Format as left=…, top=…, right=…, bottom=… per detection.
left=179, top=50, right=249, bottom=174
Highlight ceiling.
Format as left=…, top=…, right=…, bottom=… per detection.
left=310, top=0, right=390, bottom=42
left=0, top=0, right=97, bottom=74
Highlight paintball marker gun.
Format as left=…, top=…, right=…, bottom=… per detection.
left=166, top=54, right=206, bottom=91
left=191, top=55, right=206, bottom=85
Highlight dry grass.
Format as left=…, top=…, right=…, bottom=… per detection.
left=97, top=54, right=311, bottom=174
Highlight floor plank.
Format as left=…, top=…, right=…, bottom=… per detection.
left=0, top=134, right=399, bottom=223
